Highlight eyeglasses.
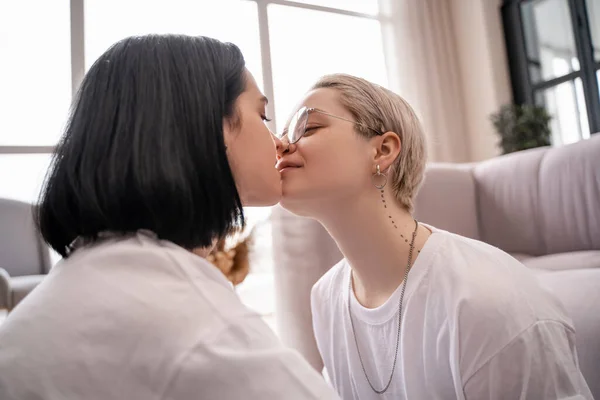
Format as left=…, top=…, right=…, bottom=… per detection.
left=278, top=106, right=383, bottom=144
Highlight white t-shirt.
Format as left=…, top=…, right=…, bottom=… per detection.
left=0, top=232, right=339, bottom=400
left=311, top=226, right=593, bottom=400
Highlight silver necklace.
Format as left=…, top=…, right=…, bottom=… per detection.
left=347, top=218, right=419, bottom=394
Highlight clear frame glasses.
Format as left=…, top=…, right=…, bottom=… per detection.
left=279, top=106, right=383, bottom=144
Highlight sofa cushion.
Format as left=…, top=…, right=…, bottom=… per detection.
left=538, top=135, right=600, bottom=254
left=522, top=251, right=600, bottom=272
left=473, top=146, right=548, bottom=256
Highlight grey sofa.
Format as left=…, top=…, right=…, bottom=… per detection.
left=271, top=134, right=600, bottom=397
left=0, top=198, right=51, bottom=311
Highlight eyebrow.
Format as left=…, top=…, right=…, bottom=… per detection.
left=307, top=108, right=336, bottom=120
left=260, top=96, right=269, bottom=105
left=307, top=108, right=330, bottom=121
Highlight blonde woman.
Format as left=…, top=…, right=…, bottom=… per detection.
left=275, top=74, right=592, bottom=399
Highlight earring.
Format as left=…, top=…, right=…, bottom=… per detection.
left=372, top=164, right=387, bottom=190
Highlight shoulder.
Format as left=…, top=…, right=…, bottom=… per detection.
left=164, top=314, right=339, bottom=400
left=429, top=230, right=546, bottom=302
left=310, top=258, right=348, bottom=327
left=463, top=320, right=591, bottom=398
left=311, top=258, right=348, bottom=305
left=425, top=230, right=575, bottom=375
left=66, top=233, right=254, bottom=322
left=71, top=233, right=231, bottom=285
left=433, top=231, right=570, bottom=322
left=431, top=229, right=518, bottom=268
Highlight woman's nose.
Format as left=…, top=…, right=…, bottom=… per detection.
left=273, top=134, right=290, bottom=158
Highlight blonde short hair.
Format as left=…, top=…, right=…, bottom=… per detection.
left=311, top=74, right=427, bottom=212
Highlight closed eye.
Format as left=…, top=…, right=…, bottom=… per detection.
left=304, top=126, right=320, bottom=136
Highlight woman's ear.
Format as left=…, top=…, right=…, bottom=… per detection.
left=372, top=131, right=401, bottom=172
left=222, top=118, right=232, bottom=149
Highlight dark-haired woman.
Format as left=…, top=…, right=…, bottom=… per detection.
left=0, top=35, right=339, bottom=400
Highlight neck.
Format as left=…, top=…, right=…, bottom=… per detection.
left=191, top=239, right=217, bottom=258
left=313, top=189, right=429, bottom=308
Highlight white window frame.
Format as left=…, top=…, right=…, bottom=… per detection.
left=0, top=0, right=391, bottom=157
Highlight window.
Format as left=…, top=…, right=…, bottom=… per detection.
left=0, top=0, right=72, bottom=147
left=268, top=4, right=387, bottom=131
left=0, top=0, right=387, bottom=326
left=289, top=0, right=378, bottom=15
left=587, top=0, right=600, bottom=61
left=502, top=0, right=600, bottom=145
left=84, top=0, right=264, bottom=88
left=0, top=154, right=53, bottom=203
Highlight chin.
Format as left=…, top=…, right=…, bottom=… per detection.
left=279, top=199, right=308, bottom=217
left=242, top=184, right=282, bottom=207
left=280, top=179, right=357, bottom=218
left=247, top=193, right=282, bottom=207
left=279, top=193, right=321, bottom=218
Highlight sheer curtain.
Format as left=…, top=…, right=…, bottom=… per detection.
left=378, top=0, right=510, bottom=162
left=378, top=0, right=470, bottom=163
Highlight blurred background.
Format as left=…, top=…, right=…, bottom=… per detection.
left=1, top=0, right=599, bottom=329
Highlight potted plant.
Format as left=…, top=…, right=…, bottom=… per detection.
left=490, top=104, right=552, bottom=154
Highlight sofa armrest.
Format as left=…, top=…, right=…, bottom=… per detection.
left=0, top=268, right=10, bottom=310
left=271, top=205, right=343, bottom=371
left=10, top=274, right=45, bottom=310
left=414, top=163, right=480, bottom=240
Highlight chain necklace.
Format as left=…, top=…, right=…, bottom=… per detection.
left=347, top=217, right=419, bottom=394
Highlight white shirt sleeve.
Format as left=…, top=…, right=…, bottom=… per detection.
left=162, top=314, right=340, bottom=400
left=311, top=287, right=329, bottom=376
left=463, top=320, right=593, bottom=400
